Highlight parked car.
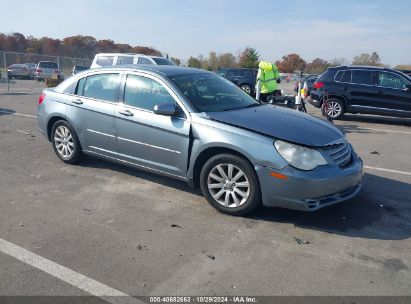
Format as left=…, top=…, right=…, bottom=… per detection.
left=72, top=65, right=89, bottom=75
left=37, top=65, right=363, bottom=216
left=24, top=63, right=37, bottom=78
left=90, top=53, right=175, bottom=69
left=294, top=74, right=319, bottom=95
left=7, top=64, right=31, bottom=79
left=218, top=68, right=257, bottom=95
left=310, top=66, right=411, bottom=119
left=36, top=61, right=61, bottom=81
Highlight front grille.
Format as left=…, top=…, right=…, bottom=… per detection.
left=320, top=139, right=352, bottom=168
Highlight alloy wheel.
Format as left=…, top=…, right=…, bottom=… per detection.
left=326, top=101, right=342, bottom=118
left=54, top=126, right=74, bottom=158
left=207, top=163, right=250, bottom=208
left=241, top=85, right=251, bottom=95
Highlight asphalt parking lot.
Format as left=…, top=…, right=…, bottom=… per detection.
left=0, top=80, right=411, bottom=301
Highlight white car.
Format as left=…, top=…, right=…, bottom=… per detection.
left=36, top=61, right=61, bottom=81
left=90, top=53, right=175, bottom=69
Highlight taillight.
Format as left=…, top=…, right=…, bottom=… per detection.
left=38, top=92, right=45, bottom=105
left=36, top=68, right=43, bottom=73
left=313, top=81, right=324, bottom=89
left=54, top=70, right=60, bottom=74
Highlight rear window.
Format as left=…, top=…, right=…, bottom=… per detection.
left=151, top=58, right=176, bottom=65
left=137, top=57, right=153, bottom=64
left=226, top=69, right=239, bottom=77
left=341, top=70, right=352, bottom=83
left=335, top=71, right=343, bottom=82
left=116, top=56, right=134, bottom=65
left=96, top=56, right=114, bottom=66
left=38, top=62, right=58, bottom=69
left=352, top=70, right=372, bottom=85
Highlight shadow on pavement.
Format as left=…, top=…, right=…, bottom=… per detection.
left=337, top=124, right=383, bottom=134
left=341, top=114, right=411, bottom=127
left=80, top=156, right=203, bottom=197
left=0, top=108, right=16, bottom=116
left=0, top=92, right=35, bottom=96
left=80, top=155, right=411, bottom=240
left=248, top=173, right=411, bottom=240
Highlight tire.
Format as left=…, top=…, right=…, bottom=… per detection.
left=325, top=98, right=345, bottom=120
left=51, top=120, right=83, bottom=164
left=240, top=84, right=252, bottom=95
left=200, top=154, right=261, bottom=216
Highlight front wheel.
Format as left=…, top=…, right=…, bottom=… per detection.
left=200, top=154, right=261, bottom=216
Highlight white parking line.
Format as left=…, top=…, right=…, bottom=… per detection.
left=360, top=127, right=411, bottom=135
left=0, top=238, right=143, bottom=304
left=0, top=110, right=36, bottom=118
left=364, top=166, right=411, bottom=176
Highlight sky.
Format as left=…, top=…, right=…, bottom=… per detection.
left=2, top=0, right=411, bottom=66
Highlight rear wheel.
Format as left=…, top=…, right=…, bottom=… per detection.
left=240, top=84, right=252, bottom=95
left=51, top=120, right=83, bottom=164
left=325, top=98, right=345, bottom=119
left=200, top=154, right=261, bottom=216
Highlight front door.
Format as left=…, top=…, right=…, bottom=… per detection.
left=371, top=71, right=411, bottom=115
left=115, top=73, right=191, bottom=178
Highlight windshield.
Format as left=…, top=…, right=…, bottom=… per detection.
left=152, top=58, right=176, bottom=65
left=171, top=73, right=260, bottom=112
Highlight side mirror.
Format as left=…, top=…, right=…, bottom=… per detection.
left=153, top=102, right=176, bottom=116
left=405, top=84, right=411, bottom=91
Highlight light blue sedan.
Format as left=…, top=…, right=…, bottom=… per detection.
left=37, top=65, right=363, bottom=215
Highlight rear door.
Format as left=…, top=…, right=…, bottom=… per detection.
left=371, top=71, right=411, bottom=114
left=115, top=73, right=191, bottom=178
left=65, top=72, right=120, bottom=157
left=343, top=69, right=378, bottom=109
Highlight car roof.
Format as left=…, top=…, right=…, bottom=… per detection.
left=94, top=64, right=210, bottom=77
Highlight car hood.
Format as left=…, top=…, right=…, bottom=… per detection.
left=206, top=105, right=343, bottom=146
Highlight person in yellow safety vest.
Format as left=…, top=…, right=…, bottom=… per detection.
left=255, top=61, right=281, bottom=103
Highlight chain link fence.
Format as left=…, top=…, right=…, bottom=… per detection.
left=0, top=51, right=92, bottom=92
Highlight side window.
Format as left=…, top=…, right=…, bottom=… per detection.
left=341, top=70, right=352, bottom=83
left=124, top=75, right=176, bottom=111
left=96, top=56, right=114, bottom=66
left=352, top=70, right=372, bottom=85
left=374, top=72, right=408, bottom=89
left=75, top=77, right=87, bottom=95
left=334, top=71, right=343, bottom=82
left=226, top=70, right=239, bottom=77
left=137, top=57, right=153, bottom=64
left=116, top=56, right=134, bottom=65
left=76, top=73, right=120, bottom=102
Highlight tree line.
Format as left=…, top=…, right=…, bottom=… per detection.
left=187, top=48, right=402, bottom=74
left=2, top=33, right=408, bottom=73
left=0, top=32, right=162, bottom=59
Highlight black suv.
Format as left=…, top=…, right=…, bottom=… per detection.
left=218, top=68, right=257, bottom=95
left=309, top=66, right=411, bottom=119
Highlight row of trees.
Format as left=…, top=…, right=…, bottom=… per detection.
left=0, top=32, right=162, bottom=59
left=187, top=48, right=401, bottom=74
left=2, top=33, right=408, bottom=73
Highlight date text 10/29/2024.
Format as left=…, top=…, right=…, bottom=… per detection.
left=149, top=296, right=257, bottom=303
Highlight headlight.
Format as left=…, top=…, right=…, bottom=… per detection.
left=274, top=140, right=327, bottom=171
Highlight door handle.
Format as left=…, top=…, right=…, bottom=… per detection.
left=71, top=98, right=83, bottom=105
left=118, top=109, right=134, bottom=117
